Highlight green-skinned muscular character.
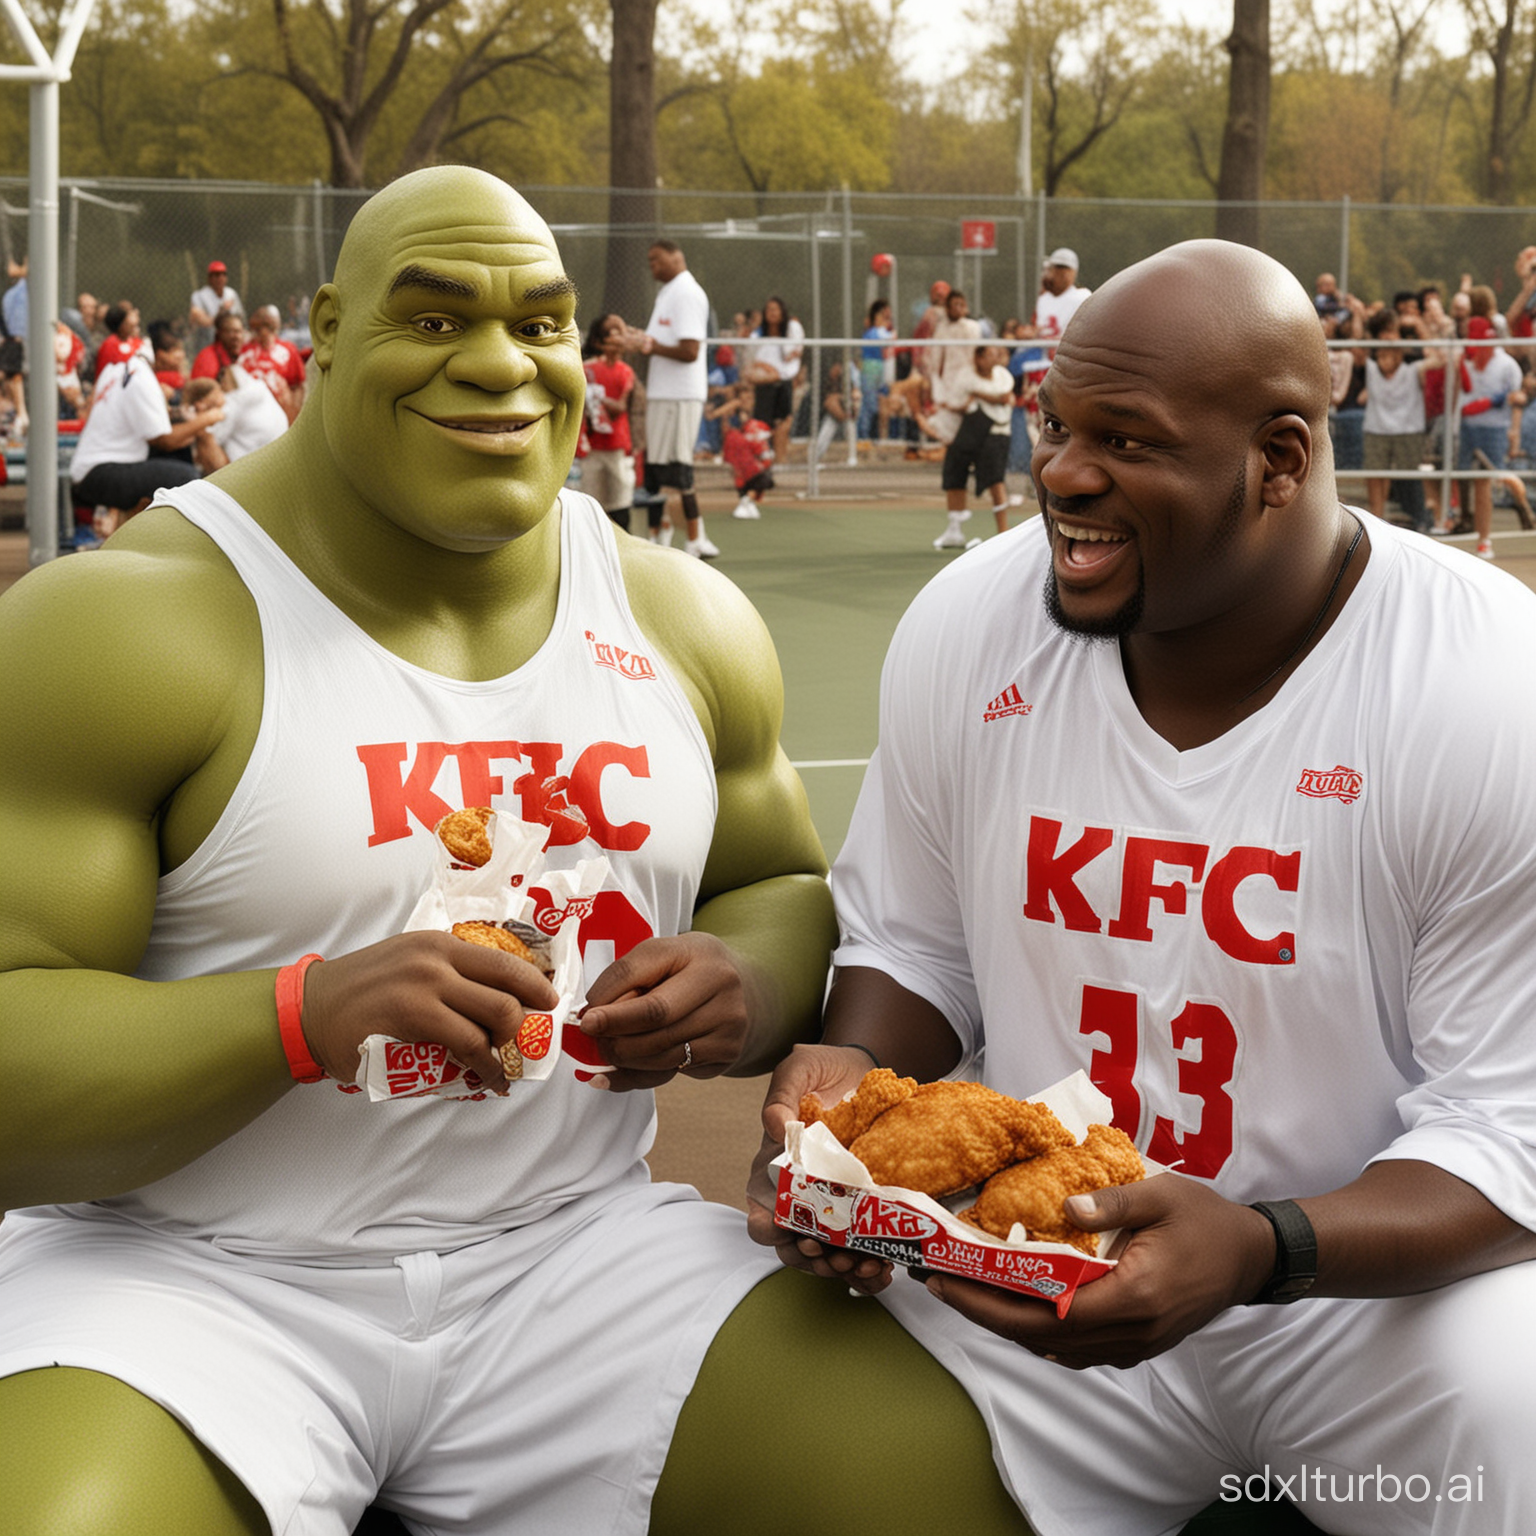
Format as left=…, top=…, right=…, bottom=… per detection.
left=0, top=168, right=1025, bottom=1535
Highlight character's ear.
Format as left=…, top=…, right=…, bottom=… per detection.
left=1257, top=414, right=1311, bottom=508
left=309, top=285, right=341, bottom=371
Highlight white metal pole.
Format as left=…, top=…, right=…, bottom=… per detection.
left=26, top=76, right=60, bottom=567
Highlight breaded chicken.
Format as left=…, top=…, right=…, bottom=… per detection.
left=437, top=806, right=495, bottom=867
left=799, top=1067, right=917, bottom=1146
left=848, top=1081, right=1076, bottom=1197
left=960, top=1123, right=1146, bottom=1253
left=451, top=919, right=538, bottom=966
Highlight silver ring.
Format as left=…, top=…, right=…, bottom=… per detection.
left=681, top=1040, right=694, bottom=1068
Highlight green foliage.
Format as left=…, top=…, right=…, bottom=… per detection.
left=0, top=0, right=1533, bottom=211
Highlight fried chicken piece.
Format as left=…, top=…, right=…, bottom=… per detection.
left=799, top=1067, right=917, bottom=1146
left=437, top=806, right=495, bottom=867
left=848, top=1081, right=1076, bottom=1197
left=960, top=1123, right=1146, bottom=1254
left=451, top=919, right=538, bottom=966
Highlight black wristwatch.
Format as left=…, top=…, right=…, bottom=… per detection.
left=1247, top=1199, right=1318, bottom=1305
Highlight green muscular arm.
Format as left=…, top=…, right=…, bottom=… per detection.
left=0, top=537, right=292, bottom=1209
left=0, top=516, right=557, bottom=1211
left=578, top=535, right=837, bottom=1088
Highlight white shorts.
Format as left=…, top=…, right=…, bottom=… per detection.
left=580, top=449, right=637, bottom=513
left=0, top=1180, right=777, bottom=1536
left=880, top=1262, right=1536, bottom=1535
left=645, top=399, right=704, bottom=469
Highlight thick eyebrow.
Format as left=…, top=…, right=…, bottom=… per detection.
left=524, top=276, right=579, bottom=306
left=388, top=264, right=478, bottom=300
left=1037, top=384, right=1154, bottom=424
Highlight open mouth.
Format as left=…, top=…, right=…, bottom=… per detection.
left=419, top=413, right=547, bottom=453
left=1051, top=517, right=1131, bottom=573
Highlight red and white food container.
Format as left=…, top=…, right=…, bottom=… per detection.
left=353, top=809, right=613, bottom=1100
left=772, top=1071, right=1155, bottom=1317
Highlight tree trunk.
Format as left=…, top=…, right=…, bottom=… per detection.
left=1215, top=0, right=1269, bottom=247
left=604, top=0, right=660, bottom=323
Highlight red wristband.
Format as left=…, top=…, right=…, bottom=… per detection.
left=276, top=954, right=326, bottom=1083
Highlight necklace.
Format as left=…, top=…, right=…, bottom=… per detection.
left=1237, top=510, right=1364, bottom=705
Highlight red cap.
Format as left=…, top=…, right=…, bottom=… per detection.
left=207, top=260, right=227, bottom=274
left=1467, top=316, right=1496, bottom=339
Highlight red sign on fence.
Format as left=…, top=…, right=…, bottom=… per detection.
left=961, top=220, right=997, bottom=251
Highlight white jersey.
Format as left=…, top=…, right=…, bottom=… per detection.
left=833, top=515, right=1536, bottom=1221
left=70, top=354, right=172, bottom=481
left=644, top=269, right=710, bottom=400
left=48, top=485, right=717, bottom=1262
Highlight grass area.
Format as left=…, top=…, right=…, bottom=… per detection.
left=701, top=497, right=1024, bottom=858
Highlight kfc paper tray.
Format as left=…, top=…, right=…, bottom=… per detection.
left=772, top=1071, right=1155, bottom=1318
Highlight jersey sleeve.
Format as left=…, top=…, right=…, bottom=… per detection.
left=1368, top=593, right=1536, bottom=1230
left=830, top=584, right=983, bottom=1065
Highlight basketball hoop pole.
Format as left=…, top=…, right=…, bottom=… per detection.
left=1, top=0, right=98, bottom=565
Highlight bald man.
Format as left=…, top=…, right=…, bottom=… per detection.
left=747, top=241, right=1536, bottom=1532
left=0, top=166, right=865, bottom=1534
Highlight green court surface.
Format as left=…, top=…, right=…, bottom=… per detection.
left=699, top=496, right=1014, bottom=859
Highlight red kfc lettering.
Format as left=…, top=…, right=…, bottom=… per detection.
left=1107, top=838, right=1209, bottom=942
left=358, top=741, right=453, bottom=847
left=1022, top=817, right=1113, bottom=932
left=510, top=743, right=565, bottom=825
left=569, top=742, right=651, bottom=852
left=455, top=740, right=524, bottom=808
left=1201, top=846, right=1300, bottom=965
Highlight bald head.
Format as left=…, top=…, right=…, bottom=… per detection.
left=1067, top=241, right=1333, bottom=439
left=332, top=166, right=557, bottom=295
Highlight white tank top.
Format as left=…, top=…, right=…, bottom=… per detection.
left=91, top=484, right=717, bottom=1261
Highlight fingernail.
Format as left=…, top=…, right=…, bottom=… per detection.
left=1065, top=1194, right=1098, bottom=1221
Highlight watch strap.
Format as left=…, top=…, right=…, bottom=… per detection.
left=1247, top=1199, right=1318, bottom=1305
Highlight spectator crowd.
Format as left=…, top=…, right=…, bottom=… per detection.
left=7, top=240, right=1536, bottom=561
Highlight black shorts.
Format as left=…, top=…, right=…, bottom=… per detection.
left=738, top=470, right=774, bottom=497
left=0, top=335, right=23, bottom=376
left=72, top=457, right=201, bottom=512
left=753, top=380, right=794, bottom=427
left=941, top=413, right=1009, bottom=493
left=643, top=459, right=695, bottom=494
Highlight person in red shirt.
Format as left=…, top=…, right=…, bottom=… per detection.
left=578, top=313, right=637, bottom=529
left=239, top=304, right=307, bottom=422
left=718, top=383, right=775, bottom=519
left=92, top=303, right=151, bottom=379
left=191, top=311, right=246, bottom=382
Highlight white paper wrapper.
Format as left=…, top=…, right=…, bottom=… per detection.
left=355, top=808, right=612, bottom=1100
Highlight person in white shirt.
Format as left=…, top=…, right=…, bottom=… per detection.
left=186, top=365, right=290, bottom=462
left=748, top=239, right=1536, bottom=1536
left=1022, top=247, right=1091, bottom=393
left=619, top=240, right=717, bottom=559
left=746, top=296, right=805, bottom=462
left=933, top=344, right=1018, bottom=549
left=188, top=260, right=245, bottom=355
left=69, top=351, right=224, bottom=532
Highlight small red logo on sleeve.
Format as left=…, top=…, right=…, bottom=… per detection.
left=1295, top=765, right=1364, bottom=803
left=983, top=683, right=1033, bottom=722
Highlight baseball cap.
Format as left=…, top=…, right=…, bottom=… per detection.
left=207, top=260, right=227, bottom=274
left=1045, top=248, right=1079, bottom=270
left=1467, top=316, right=1496, bottom=340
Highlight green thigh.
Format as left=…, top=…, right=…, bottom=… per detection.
left=655, top=1270, right=1322, bottom=1536
left=653, top=1268, right=1032, bottom=1533
left=0, top=1367, right=268, bottom=1536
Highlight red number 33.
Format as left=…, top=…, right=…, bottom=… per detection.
left=1078, top=984, right=1237, bottom=1178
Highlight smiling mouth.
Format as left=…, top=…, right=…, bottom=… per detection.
left=418, top=412, right=548, bottom=451
left=1051, top=517, right=1131, bottom=571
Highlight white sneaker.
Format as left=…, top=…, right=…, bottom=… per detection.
left=933, top=529, right=969, bottom=550
left=732, top=499, right=761, bottom=519
left=1477, top=540, right=1496, bottom=560
left=648, top=524, right=675, bottom=547
left=687, top=535, right=721, bottom=559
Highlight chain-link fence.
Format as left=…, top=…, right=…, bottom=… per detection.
left=4, top=179, right=1536, bottom=342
